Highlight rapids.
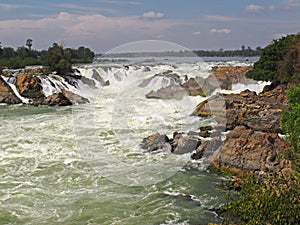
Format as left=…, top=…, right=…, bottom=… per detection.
left=0, top=57, right=268, bottom=224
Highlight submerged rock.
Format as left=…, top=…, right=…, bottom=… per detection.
left=0, top=76, right=22, bottom=104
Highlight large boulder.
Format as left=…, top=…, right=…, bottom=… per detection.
left=191, top=137, right=222, bottom=160
left=140, top=133, right=171, bottom=152
left=171, top=134, right=201, bottom=155
left=61, top=90, right=90, bottom=104
left=0, top=76, right=22, bottom=104
left=16, top=74, right=44, bottom=98
left=146, top=83, right=187, bottom=100
left=37, top=92, right=72, bottom=106
left=209, top=126, right=287, bottom=171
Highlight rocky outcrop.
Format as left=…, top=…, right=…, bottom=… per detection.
left=16, top=74, right=44, bottom=98
left=190, top=82, right=291, bottom=174
left=211, top=66, right=252, bottom=90
left=209, top=126, right=287, bottom=172
left=144, top=66, right=252, bottom=99
left=192, top=85, right=287, bottom=133
left=0, top=76, right=22, bottom=104
left=141, top=132, right=201, bottom=155
left=36, top=93, right=72, bottom=106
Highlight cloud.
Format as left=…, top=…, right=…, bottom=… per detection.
left=210, top=28, right=231, bottom=34
left=0, top=3, right=32, bottom=10
left=245, top=4, right=264, bottom=13
left=192, top=31, right=201, bottom=35
left=203, top=15, right=240, bottom=22
left=142, top=11, right=165, bottom=19
left=53, top=3, right=116, bottom=14
left=0, top=12, right=177, bottom=51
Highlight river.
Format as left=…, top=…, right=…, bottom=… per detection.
left=0, top=56, right=266, bottom=224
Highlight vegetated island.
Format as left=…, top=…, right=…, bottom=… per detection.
left=0, top=40, right=98, bottom=106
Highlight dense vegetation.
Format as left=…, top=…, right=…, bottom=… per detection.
left=193, top=45, right=261, bottom=57
left=0, top=40, right=95, bottom=74
left=246, top=33, right=300, bottom=84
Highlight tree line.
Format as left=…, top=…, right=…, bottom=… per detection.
left=0, top=39, right=95, bottom=74
left=193, top=45, right=262, bottom=57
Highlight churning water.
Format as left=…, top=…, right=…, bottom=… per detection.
left=0, top=57, right=267, bottom=224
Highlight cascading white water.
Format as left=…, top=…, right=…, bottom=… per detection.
left=0, top=57, right=269, bottom=224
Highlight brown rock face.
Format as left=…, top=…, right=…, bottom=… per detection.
left=192, top=85, right=287, bottom=133
left=210, top=126, right=287, bottom=171
left=0, top=76, right=22, bottom=104
left=16, top=74, right=44, bottom=98
left=210, top=66, right=252, bottom=90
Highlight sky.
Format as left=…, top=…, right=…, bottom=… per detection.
left=0, top=0, right=299, bottom=53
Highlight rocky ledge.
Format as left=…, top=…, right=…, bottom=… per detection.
left=191, top=83, right=293, bottom=175
left=141, top=82, right=292, bottom=175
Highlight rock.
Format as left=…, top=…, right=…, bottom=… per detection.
left=191, top=93, right=226, bottom=117
left=81, top=76, right=96, bottom=89
left=209, top=126, right=287, bottom=171
left=210, top=66, right=252, bottom=90
left=146, top=83, right=187, bottom=100
left=191, top=137, right=222, bottom=160
left=192, top=85, right=287, bottom=133
left=139, top=71, right=182, bottom=88
left=92, top=69, right=110, bottom=86
left=16, top=73, right=44, bottom=98
left=61, top=90, right=90, bottom=104
left=181, top=77, right=206, bottom=96
left=142, top=66, right=151, bottom=72
left=199, top=130, right=210, bottom=138
left=0, top=76, right=22, bottom=104
left=38, top=92, right=72, bottom=106
left=200, top=126, right=212, bottom=131
left=171, top=135, right=201, bottom=155
left=140, top=133, right=171, bottom=152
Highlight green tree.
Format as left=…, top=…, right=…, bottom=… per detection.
left=42, top=43, right=73, bottom=75
left=281, top=85, right=300, bottom=153
left=26, top=39, right=33, bottom=50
